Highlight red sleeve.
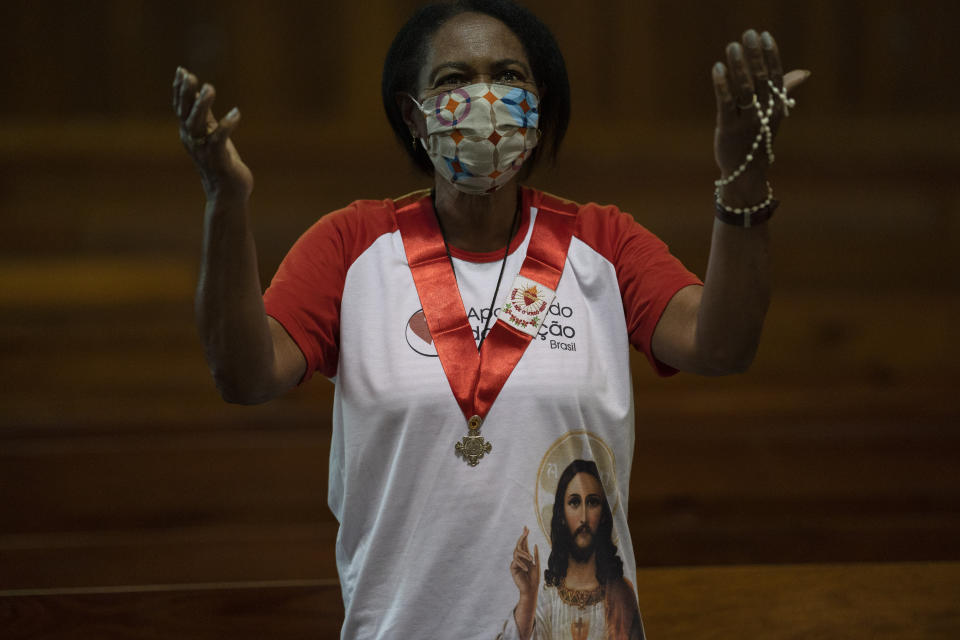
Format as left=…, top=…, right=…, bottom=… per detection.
left=263, top=199, right=398, bottom=382
left=575, top=202, right=703, bottom=376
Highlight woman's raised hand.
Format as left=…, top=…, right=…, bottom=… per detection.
left=173, top=66, right=254, bottom=203
left=711, top=30, right=810, bottom=193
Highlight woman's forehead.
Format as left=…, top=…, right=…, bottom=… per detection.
left=423, top=12, right=530, bottom=76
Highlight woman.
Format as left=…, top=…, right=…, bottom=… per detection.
left=172, top=1, right=807, bottom=638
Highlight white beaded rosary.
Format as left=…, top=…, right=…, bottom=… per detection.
left=714, top=79, right=796, bottom=218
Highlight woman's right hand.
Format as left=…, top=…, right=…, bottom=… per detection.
left=172, top=66, right=254, bottom=204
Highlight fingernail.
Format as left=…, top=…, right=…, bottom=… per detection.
left=713, top=62, right=725, bottom=76
left=729, top=43, right=742, bottom=60
left=744, top=30, right=759, bottom=48
left=761, top=32, right=773, bottom=49
left=227, top=107, right=239, bottom=119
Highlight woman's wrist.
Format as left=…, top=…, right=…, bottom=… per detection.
left=716, top=174, right=768, bottom=208
left=205, top=185, right=250, bottom=211
left=715, top=176, right=777, bottom=227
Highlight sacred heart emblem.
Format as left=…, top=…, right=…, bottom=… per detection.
left=501, top=275, right=556, bottom=338
left=571, top=616, right=589, bottom=640
left=522, top=285, right=539, bottom=307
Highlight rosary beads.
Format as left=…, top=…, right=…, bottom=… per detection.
left=713, top=79, right=796, bottom=225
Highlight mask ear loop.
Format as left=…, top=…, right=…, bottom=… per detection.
left=405, top=93, right=425, bottom=110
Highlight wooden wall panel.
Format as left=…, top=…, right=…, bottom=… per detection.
left=0, top=0, right=958, bottom=603
left=2, top=1, right=959, bottom=119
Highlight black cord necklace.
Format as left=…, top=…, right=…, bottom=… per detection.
left=431, top=189, right=520, bottom=351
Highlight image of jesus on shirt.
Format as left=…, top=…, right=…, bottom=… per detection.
left=502, top=459, right=644, bottom=640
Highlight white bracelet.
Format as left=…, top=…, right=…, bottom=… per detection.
left=715, top=181, right=774, bottom=215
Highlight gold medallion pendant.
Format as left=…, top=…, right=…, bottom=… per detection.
left=455, top=415, right=491, bottom=466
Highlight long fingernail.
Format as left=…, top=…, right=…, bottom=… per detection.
left=713, top=62, right=725, bottom=77
left=761, top=32, right=773, bottom=49
left=744, top=30, right=759, bottom=48
left=728, top=43, right=742, bottom=60
left=227, top=107, right=240, bottom=119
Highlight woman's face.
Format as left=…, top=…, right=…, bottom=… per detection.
left=417, top=12, right=538, bottom=100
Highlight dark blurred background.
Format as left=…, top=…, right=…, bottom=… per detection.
left=1, top=0, right=958, bottom=608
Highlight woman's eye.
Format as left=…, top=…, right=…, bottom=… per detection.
left=497, top=70, right=522, bottom=83
left=435, top=75, right=465, bottom=87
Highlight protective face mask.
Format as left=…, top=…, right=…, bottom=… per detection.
left=412, top=83, right=540, bottom=195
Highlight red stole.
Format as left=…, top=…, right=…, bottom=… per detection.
left=396, top=188, right=578, bottom=428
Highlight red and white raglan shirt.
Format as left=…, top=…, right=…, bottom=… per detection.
left=263, top=187, right=701, bottom=640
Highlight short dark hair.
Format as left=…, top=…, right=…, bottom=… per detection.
left=381, top=0, right=571, bottom=176
left=544, top=459, right=624, bottom=588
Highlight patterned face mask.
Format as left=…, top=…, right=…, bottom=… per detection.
left=413, top=83, right=540, bottom=195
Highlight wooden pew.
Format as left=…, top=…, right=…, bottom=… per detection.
left=0, top=579, right=342, bottom=639
left=2, top=563, right=957, bottom=639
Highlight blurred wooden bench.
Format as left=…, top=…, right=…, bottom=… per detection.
left=2, top=562, right=957, bottom=639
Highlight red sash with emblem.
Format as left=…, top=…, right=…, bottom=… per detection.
left=396, top=187, right=578, bottom=466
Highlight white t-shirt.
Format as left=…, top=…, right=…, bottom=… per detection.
left=264, top=187, right=700, bottom=639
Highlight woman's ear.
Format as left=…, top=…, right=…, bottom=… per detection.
left=396, top=93, right=426, bottom=139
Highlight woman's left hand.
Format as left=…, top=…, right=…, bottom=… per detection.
left=712, top=29, right=810, bottom=201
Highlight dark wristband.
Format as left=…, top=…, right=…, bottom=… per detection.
left=714, top=198, right=779, bottom=227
